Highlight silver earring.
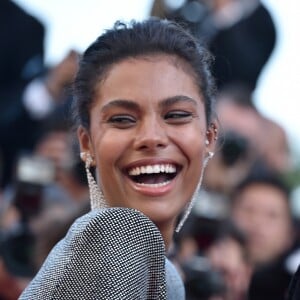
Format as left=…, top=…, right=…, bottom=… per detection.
left=80, top=152, right=108, bottom=210
left=205, top=140, right=209, bottom=146
left=203, top=151, right=214, bottom=167
left=175, top=174, right=203, bottom=233
left=175, top=151, right=214, bottom=233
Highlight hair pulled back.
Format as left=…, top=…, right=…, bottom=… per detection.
left=72, top=18, right=216, bottom=128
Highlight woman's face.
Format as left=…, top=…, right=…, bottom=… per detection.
left=78, top=55, right=215, bottom=231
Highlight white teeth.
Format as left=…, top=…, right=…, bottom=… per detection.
left=146, top=165, right=152, bottom=173
left=137, top=181, right=171, bottom=188
left=128, top=164, right=176, bottom=176
left=153, top=165, right=160, bottom=173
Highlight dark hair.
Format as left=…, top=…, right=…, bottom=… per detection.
left=232, top=170, right=291, bottom=205
left=72, top=18, right=216, bottom=129
left=217, top=83, right=255, bottom=108
left=214, top=219, right=248, bottom=249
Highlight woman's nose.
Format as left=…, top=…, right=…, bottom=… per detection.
left=133, top=118, right=168, bottom=151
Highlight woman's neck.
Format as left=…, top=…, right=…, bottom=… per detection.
left=157, top=220, right=177, bottom=251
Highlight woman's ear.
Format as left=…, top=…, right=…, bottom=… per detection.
left=205, top=122, right=219, bottom=153
left=77, top=125, right=94, bottom=158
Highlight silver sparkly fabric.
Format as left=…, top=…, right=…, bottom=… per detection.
left=19, top=208, right=167, bottom=299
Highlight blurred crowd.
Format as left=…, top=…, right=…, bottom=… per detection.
left=0, top=0, right=299, bottom=299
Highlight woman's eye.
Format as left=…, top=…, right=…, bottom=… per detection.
left=164, top=111, right=193, bottom=123
left=107, top=115, right=136, bottom=128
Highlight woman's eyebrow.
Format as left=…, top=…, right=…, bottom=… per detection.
left=101, top=99, right=140, bottom=113
left=159, top=95, right=198, bottom=109
left=101, top=95, right=198, bottom=113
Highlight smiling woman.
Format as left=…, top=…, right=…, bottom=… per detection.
left=79, top=56, right=212, bottom=236
left=19, top=19, right=218, bottom=299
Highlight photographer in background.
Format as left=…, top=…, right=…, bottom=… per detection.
left=203, top=83, right=291, bottom=211
left=0, top=104, right=89, bottom=281
left=150, top=0, right=277, bottom=92
left=216, top=84, right=291, bottom=174
left=204, top=221, right=252, bottom=300
left=230, top=171, right=298, bottom=300
left=172, top=214, right=252, bottom=299
left=0, top=0, right=45, bottom=189
left=203, top=129, right=254, bottom=196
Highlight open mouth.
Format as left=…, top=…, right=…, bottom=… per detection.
left=126, top=164, right=179, bottom=187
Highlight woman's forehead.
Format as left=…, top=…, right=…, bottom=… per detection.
left=95, top=54, right=200, bottom=95
left=94, top=55, right=203, bottom=106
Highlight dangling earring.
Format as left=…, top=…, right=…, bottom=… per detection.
left=205, top=152, right=214, bottom=166
left=175, top=151, right=214, bottom=233
left=80, top=152, right=108, bottom=210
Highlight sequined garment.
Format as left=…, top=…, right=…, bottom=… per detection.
left=19, top=208, right=169, bottom=299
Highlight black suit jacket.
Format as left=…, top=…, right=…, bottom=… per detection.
left=0, top=0, right=45, bottom=187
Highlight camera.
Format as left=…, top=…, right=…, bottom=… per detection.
left=220, top=131, right=249, bottom=167
left=182, top=255, right=226, bottom=300
left=0, top=155, right=55, bottom=277
left=14, top=154, right=55, bottom=219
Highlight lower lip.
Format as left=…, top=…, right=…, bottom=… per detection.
left=125, top=176, right=177, bottom=197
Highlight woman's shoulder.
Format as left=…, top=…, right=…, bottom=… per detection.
left=20, top=208, right=168, bottom=299
left=166, top=258, right=185, bottom=300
